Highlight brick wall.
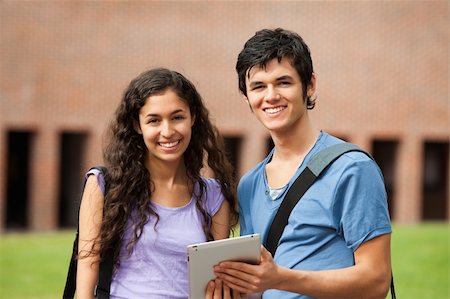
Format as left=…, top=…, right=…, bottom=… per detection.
left=0, top=1, right=448, bottom=230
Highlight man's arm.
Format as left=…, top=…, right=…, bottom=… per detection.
left=213, top=234, right=392, bottom=299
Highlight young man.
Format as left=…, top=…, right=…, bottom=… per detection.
left=206, top=28, right=393, bottom=298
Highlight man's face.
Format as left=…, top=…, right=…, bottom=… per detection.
left=244, top=57, right=315, bottom=134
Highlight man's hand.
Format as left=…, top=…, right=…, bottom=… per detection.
left=213, top=245, right=281, bottom=294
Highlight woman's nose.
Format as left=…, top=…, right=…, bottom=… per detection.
left=161, top=122, right=174, bottom=138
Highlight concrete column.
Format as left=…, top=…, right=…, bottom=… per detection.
left=351, top=134, right=372, bottom=153
left=84, top=129, right=104, bottom=171
left=395, top=136, right=422, bottom=223
left=29, top=129, right=59, bottom=230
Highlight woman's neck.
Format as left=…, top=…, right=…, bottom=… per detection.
left=146, top=157, right=189, bottom=188
left=146, top=157, right=193, bottom=207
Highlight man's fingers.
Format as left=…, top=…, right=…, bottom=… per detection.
left=216, top=262, right=256, bottom=277
left=260, top=245, right=273, bottom=262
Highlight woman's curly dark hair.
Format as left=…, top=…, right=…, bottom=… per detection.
left=90, top=68, right=238, bottom=267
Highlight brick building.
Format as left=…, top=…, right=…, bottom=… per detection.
left=0, top=1, right=448, bottom=231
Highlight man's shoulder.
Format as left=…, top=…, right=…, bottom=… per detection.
left=238, top=157, right=267, bottom=190
left=317, top=132, right=373, bottom=163
left=241, top=160, right=265, bottom=180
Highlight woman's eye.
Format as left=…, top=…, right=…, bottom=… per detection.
left=147, top=119, right=159, bottom=124
left=173, top=115, right=186, bottom=121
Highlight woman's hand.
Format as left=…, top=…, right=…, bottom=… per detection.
left=205, top=279, right=242, bottom=299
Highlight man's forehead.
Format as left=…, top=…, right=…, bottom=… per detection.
left=246, top=57, right=296, bottom=81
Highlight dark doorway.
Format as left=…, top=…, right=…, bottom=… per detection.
left=422, top=141, right=449, bottom=220
left=223, top=136, right=242, bottom=181
left=58, top=132, right=88, bottom=228
left=6, top=131, right=33, bottom=230
left=372, top=140, right=399, bottom=220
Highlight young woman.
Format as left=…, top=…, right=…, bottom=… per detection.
left=76, top=68, right=238, bottom=299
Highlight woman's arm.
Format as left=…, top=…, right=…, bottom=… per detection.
left=211, top=200, right=231, bottom=240
left=76, top=175, right=105, bottom=299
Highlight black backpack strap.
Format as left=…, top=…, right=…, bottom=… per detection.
left=63, top=166, right=113, bottom=299
left=62, top=231, right=79, bottom=298
left=390, top=273, right=396, bottom=299
left=95, top=248, right=114, bottom=299
left=265, top=143, right=364, bottom=256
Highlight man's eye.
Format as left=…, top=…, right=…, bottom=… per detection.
left=252, top=85, right=264, bottom=90
left=279, top=81, right=291, bottom=86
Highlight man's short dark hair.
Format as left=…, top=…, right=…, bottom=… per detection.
left=236, top=28, right=315, bottom=109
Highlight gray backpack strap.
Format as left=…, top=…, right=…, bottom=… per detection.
left=307, top=143, right=369, bottom=177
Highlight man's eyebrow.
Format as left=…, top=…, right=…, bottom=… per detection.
left=248, top=75, right=294, bottom=87
left=248, top=80, right=263, bottom=88
left=276, top=75, right=295, bottom=81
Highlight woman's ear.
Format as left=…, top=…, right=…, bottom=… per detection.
left=191, top=114, right=196, bottom=127
left=134, top=120, right=142, bottom=134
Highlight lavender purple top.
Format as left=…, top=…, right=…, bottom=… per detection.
left=87, top=169, right=225, bottom=299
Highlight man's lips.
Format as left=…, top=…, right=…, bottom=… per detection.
left=264, top=105, right=287, bottom=114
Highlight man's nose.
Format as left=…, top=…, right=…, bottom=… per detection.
left=264, top=85, right=280, bottom=101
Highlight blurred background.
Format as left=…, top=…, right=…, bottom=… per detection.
left=0, top=1, right=448, bottom=298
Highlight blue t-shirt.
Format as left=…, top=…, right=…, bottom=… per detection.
left=238, top=131, right=392, bottom=299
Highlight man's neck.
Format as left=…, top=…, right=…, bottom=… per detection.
left=270, top=118, right=320, bottom=162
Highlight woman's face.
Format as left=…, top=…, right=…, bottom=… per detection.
left=135, top=89, right=194, bottom=165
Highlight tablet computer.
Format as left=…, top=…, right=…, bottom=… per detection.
left=187, top=233, right=261, bottom=298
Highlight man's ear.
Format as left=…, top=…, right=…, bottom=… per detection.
left=242, top=94, right=254, bottom=113
left=307, top=73, right=317, bottom=97
left=134, top=120, right=142, bottom=134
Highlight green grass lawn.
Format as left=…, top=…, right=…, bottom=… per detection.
left=390, top=222, right=449, bottom=299
left=0, top=223, right=448, bottom=299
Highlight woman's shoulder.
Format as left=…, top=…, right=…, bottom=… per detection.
left=85, top=166, right=106, bottom=196
left=200, top=176, right=221, bottom=190
left=198, top=177, right=225, bottom=214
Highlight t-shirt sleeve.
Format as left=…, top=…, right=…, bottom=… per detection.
left=85, top=168, right=106, bottom=196
left=237, top=175, right=254, bottom=236
left=333, top=158, right=392, bottom=252
left=203, top=178, right=225, bottom=216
